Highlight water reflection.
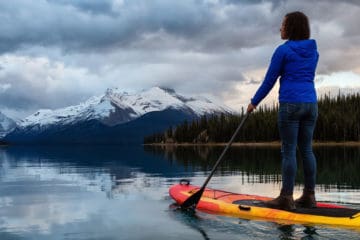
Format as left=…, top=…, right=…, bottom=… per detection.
left=4, top=145, right=359, bottom=189
left=0, top=145, right=359, bottom=239
left=144, top=145, right=360, bottom=189
left=315, top=146, right=360, bottom=189
left=0, top=146, right=182, bottom=239
left=0, top=145, right=191, bottom=179
left=276, top=224, right=320, bottom=240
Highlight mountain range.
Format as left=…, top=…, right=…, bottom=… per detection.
left=2, top=87, right=233, bottom=145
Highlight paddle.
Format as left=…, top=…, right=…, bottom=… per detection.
left=181, top=111, right=250, bottom=210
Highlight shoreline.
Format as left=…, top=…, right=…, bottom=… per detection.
left=144, top=141, right=360, bottom=147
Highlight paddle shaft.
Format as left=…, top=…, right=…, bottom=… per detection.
left=181, top=112, right=250, bottom=209
left=199, top=112, right=250, bottom=190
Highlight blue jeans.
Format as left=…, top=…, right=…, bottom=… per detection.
left=278, top=102, right=318, bottom=195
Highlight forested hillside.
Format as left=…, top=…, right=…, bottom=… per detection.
left=144, top=93, right=360, bottom=144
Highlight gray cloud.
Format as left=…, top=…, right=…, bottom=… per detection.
left=0, top=72, right=86, bottom=111
left=1, top=0, right=360, bottom=54
left=47, top=0, right=116, bottom=15
left=0, top=0, right=214, bottom=53
left=0, top=0, right=287, bottom=54
left=0, top=55, right=101, bottom=113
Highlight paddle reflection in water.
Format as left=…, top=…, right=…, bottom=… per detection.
left=169, top=203, right=210, bottom=240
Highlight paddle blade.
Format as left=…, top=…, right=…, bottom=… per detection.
left=181, top=188, right=205, bottom=210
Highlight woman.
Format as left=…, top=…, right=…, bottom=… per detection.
left=247, top=11, right=319, bottom=210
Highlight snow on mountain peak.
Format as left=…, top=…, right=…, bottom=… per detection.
left=18, top=87, right=233, bottom=128
left=0, top=112, right=17, bottom=137
left=19, top=95, right=109, bottom=128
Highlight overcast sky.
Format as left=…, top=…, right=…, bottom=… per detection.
left=1, top=0, right=360, bottom=119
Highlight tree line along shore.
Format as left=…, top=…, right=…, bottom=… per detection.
left=144, top=93, right=360, bottom=145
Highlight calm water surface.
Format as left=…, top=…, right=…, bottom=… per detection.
left=0, top=145, right=360, bottom=240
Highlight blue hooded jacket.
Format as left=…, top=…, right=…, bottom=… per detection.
left=251, top=39, right=319, bottom=106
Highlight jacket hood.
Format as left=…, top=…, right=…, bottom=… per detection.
left=286, top=39, right=317, bottom=58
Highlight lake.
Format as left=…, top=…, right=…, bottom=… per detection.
left=0, top=145, right=360, bottom=239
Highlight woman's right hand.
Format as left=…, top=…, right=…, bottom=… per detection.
left=247, top=103, right=256, bottom=113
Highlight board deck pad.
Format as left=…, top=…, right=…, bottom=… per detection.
left=233, top=199, right=360, bottom=218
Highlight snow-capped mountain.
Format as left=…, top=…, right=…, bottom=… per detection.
left=0, top=112, right=17, bottom=138
left=18, top=87, right=232, bottom=129
left=4, top=87, right=233, bottom=144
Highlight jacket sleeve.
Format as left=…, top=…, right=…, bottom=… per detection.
left=251, top=45, right=285, bottom=106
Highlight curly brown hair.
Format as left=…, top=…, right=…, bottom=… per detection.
left=284, top=11, right=310, bottom=40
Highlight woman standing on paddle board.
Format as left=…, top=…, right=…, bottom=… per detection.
left=247, top=11, right=319, bottom=211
